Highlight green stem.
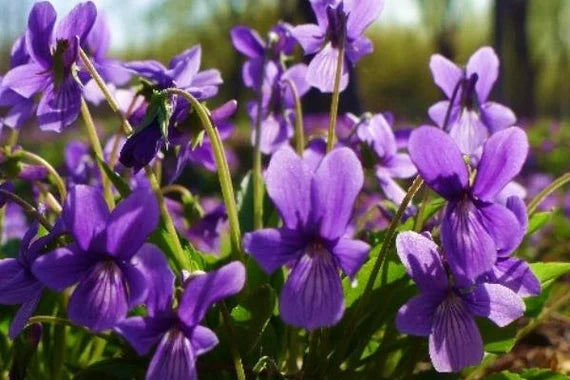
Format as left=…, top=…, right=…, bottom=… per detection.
left=220, top=302, right=247, bottom=380
left=162, top=88, right=243, bottom=260
left=14, top=150, right=67, bottom=203
left=145, top=166, right=191, bottom=271
left=161, top=184, right=204, bottom=218
left=252, top=57, right=268, bottom=230
left=326, top=39, right=346, bottom=152
left=79, top=49, right=133, bottom=135
left=7, top=128, right=19, bottom=152
left=0, top=189, right=52, bottom=230
left=527, top=172, right=570, bottom=215
left=80, top=98, right=115, bottom=209
left=283, top=79, right=305, bottom=155
left=36, top=182, right=62, bottom=214
left=26, top=316, right=110, bottom=342
left=413, top=186, right=430, bottom=232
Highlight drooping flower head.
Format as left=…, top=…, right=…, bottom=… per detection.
left=395, top=231, right=524, bottom=372
left=409, top=126, right=528, bottom=284
left=347, top=112, right=417, bottom=205
left=2, top=1, right=97, bottom=132
left=292, top=0, right=385, bottom=92
left=243, top=147, right=370, bottom=329
left=429, top=47, right=516, bottom=155
left=32, top=185, right=166, bottom=331
left=117, top=262, right=245, bottom=380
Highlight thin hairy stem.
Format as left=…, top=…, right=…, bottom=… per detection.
left=326, top=38, right=346, bottom=152
left=15, top=150, right=67, bottom=203
left=527, top=172, right=570, bottom=215
left=283, top=79, right=305, bottom=155
left=0, top=189, right=52, bottom=230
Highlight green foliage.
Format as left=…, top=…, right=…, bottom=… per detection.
left=527, top=211, right=553, bottom=235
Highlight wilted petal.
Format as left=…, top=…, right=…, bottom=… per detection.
left=32, top=245, right=96, bottom=291
left=441, top=201, right=496, bottom=284
left=396, top=292, right=444, bottom=336
left=345, top=0, right=385, bottom=39
left=478, top=201, right=523, bottom=256
left=37, top=79, right=82, bottom=132
left=147, top=330, right=196, bottom=380
left=408, top=126, right=468, bottom=200
left=9, top=296, right=41, bottom=339
left=115, top=315, right=171, bottom=355
left=291, top=24, right=324, bottom=55
left=429, top=296, right=483, bottom=372
left=2, top=63, right=50, bottom=98
left=105, top=188, right=159, bottom=259
left=178, top=262, right=245, bottom=327
left=265, top=147, right=312, bottom=229
left=56, top=1, right=97, bottom=42
left=306, top=42, right=348, bottom=93
left=466, top=46, right=499, bottom=103
left=25, top=1, right=56, bottom=69
left=130, top=244, right=174, bottom=315
left=473, top=127, right=528, bottom=201
left=429, top=54, right=463, bottom=98
left=230, top=26, right=265, bottom=58
left=491, top=257, right=540, bottom=297
left=62, top=185, right=109, bottom=252
left=280, top=252, right=344, bottom=330
left=189, top=325, right=218, bottom=356
left=0, top=259, right=42, bottom=304
left=480, top=102, right=516, bottom=133
left=68, top=260, right=129, bottom=331
left=312, top=147, right=364, bottom=240
left=396, top=231, right=448, bottom=291
left=329, top=238, right=369, bottom=278
left=464, top=283, right=524, bottom=327
left=243, top=228, right=306, bottom=274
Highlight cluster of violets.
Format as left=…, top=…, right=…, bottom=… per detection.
left=0, top=0, right=560, bottom=378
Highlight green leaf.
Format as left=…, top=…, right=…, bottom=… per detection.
left=478, top=318, right=517, bottom=353
left=9, top=324, right=42, bottom=380
left=527, top=211, right=553, bottom=235
left=236, top=172, right=255, bottom=233
left=487, top=371, right=522, bottom=380
left=530, top=262, right=570, bottom=288
left=74, top=358, right=146, bottom=379
left=192, top=130, right=206, bottom=149
left=96, top=157, right=131, bottom=198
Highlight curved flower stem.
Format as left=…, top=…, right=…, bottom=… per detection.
left=162, top=88, right=243, bottom=260
left=27, top=315, right=111, bottom=342
left=108, top=95, right=140, bottom=167
left=14, top=150, right=67, bottom=203
left=527, top=172, right=570, bottom=215
left=161, top=184, right=204, bottom=217
left=330, top=176, right=423, bottom=370
left=326, top=38, right=346, bottom=152
left=79, top=49, right=133, bottom=135
left=220, top=302, right=247, bottom=380
left=283, top=79, right=305, bottom=155
left=144, top=166, right=192, bottom=271
left=36, top=182, right=63, bottom=214
left=0, top=189, right=52, bottom=230
left=80, top=98, right=115, bottom=209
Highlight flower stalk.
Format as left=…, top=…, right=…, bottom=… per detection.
left=326, top=37, right=345, bottom=152
left=283, top=78, right=305, bottom=155
left=527, top=172, right=570, bottom=215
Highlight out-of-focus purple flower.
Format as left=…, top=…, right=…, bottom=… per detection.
left=32, top=185, right=167, bottom=331
left=1, top=203, right=27, bottom=244
left=409, top=126, right=528, bottom=284
left=117, top=262, right=245, bottom=380
left=243, top=147, right=369, bottom=329
left=0, top=221, right=64, bottom=338
left=0, top=36, right=35, bottom=130
left=349, top=113, right=417, bottom=205
left=429, top=47, right=516, bottom=155
left=0, top=182, right=15, bottom=207
left=292, top=0, right=385, bottom=92
left=526, top=173, right=559, bottom=211
left=2, top=2, right=97, bottom=132
left=231, top=23, right=296, bottom=90
left=172, top=100, right=237, bottom=180
left=248, top=62, right=310, bottom=154
left=395, top=231, right=524, bottom=373
left=125, top=45, right=222, bottom=100
left=64, top=140, right=97, bottom=185
left=81, top=11, right=131, bottom=105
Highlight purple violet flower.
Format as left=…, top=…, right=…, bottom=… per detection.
left=0, top=221, right=63, bottom=338
left=291, top=0, right=385, bottom=92
left=1, top=203, right=28, bottom=244
left=409, top=126, right=528, bottom=284
left=116, top=262, right=245, bottom=380
left=429, top=47, right=516, bottom=155
left=2, top=1, right=97, bottom=132
left=32, top=185, right=166, bottom=331
left=243, top=147, right=369, bottom=329
left=0, top=36, right=35, bottom=129
left=350, top=112, right=417, bottom=205
left=64, top=140, right=97, bottom=185
left=395, top=231, right=524, bottom=372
